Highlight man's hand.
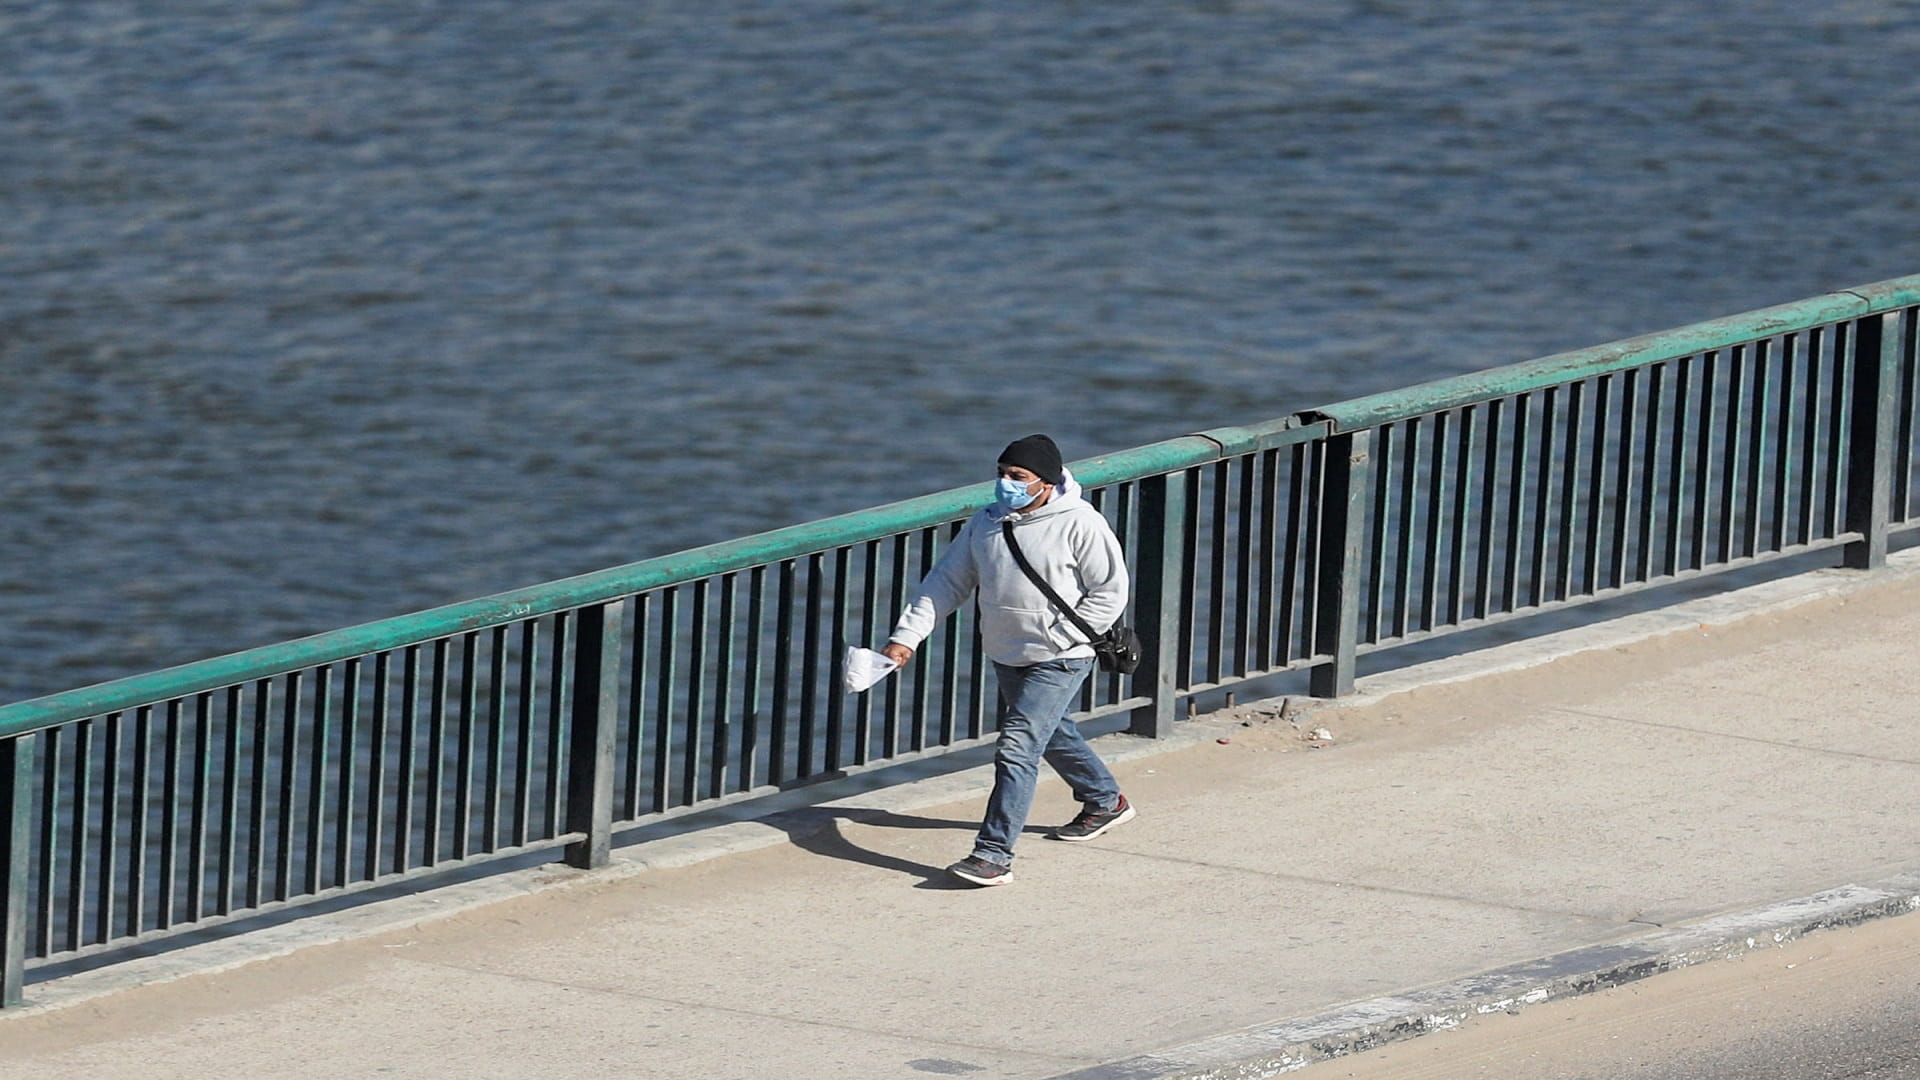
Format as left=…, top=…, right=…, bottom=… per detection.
left=881, top=643, right=914, bottom=668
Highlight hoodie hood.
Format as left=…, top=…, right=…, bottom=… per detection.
left=986, top=467, right=1083, bottom=524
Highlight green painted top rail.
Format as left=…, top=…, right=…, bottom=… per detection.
left=1307, top=274, right=1920, bottom=433
left=0, top=418, right=1323, bottom=738
left=5, top=272, right=1917, bottom=740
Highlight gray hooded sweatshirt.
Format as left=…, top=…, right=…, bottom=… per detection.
left=888, top=469, right=1130, bottom=667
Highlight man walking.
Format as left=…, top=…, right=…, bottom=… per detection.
left=881, top=434, right=1135, bottom=886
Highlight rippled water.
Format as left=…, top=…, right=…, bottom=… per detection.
left=4, top=0, right=1918, bottom=703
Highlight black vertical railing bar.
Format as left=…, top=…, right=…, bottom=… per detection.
left=481, top=632, right=505, bottom=856
left=1392, top=419, right=1418, bottom=635
left=128, top=705, right=151, bottom=938
left=685, top=580, right=710, bottom=805
left=1775, top=335, right=1802, bottom=552
left=1501, top=394, right=1531, bottom=614
left=1420, top=411, right=1450, bottom=632
left=801, top=553, right=825, bottom=776
left=1360, top=426, right=1388, bottom=644
left=1555, top=380, right=1586, bottom=600
left=454, top=636, right=477, bottom=860
left=1828, top=322, right=1856, bottom=543
left=1799, top=330, right=1826, bottom=545
left=652, top=589, right=677, bottom=812
left=1665, top=361, right=1695, bottom=577
left=1234, top=457, right=1257, bottom=679
left=97, top=710, right=122, bottom=946
left=1473, top=399, right=1502, bottom=621
left=909, top=532, right=934, bottom=751
left=855, top=545, right=878, bottom=764
left=1635, top=364, right=1666, bottom=584
left=306, top=665, right=331, bottom=895
left=826, top=549, right=851, bottom=773
left=218, top=685, right=241, bottom=916
left=1448, top=406, right=1478, bottom=626
left=1207, top=460, right=1231, bottom=686
left=1742, top=340, right=1773, bottom=560
left=622, top=593, right=649, bottom=819
left=1520, top=386, right=1551, bottom=607
left=273, top=673, right=300, bottom=903
left=715, top=574, right=739, bottom=795
left=63, top=719, right=90, bottom=952
left=1259, top=449, right=1286, bottom=662
left=511, top=624, right=536, bottom=845
left=1109, top=481, right=1137, bottom=703
left=882, top=536, right=906, bottom=759
left=158, top=701, right=181, bottom=932
left=1606, top=369, right=1639, bottom=590
left=1303, top=440, right=1329, bottom=659
left=1178, top=467, right=1201, bottom=690
left=937, top=531, right=963, bottom=749
left=337, top=657, right=363, bottom=890
left=423, top=640, right=448, bottom=867
left=190, top=693, right=212, bottom=920
left=544, top=612, right=572, bottom=838
left=367, top=653, right=391, bottom=878
left=771, top=562, right=796, bottom=779
left=1285, top=443, right=1315, bottom=655
left=1689, top=354, right=1720, bottom=572
left=1581, top=375, right=1614, bottom=597
left=394, top=649, right=418, bottom=876
left=32, top=729, right=58, bottom=960
left=35, top=726, right=60, bottom=957
left=1718, top=345, right=1751, bottom=566
left=742, top=566, right=767, bottom=791
left=968, top=608, right=990, bottom=738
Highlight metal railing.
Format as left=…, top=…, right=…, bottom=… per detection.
left=3, top=275, right=1916, bottom=1005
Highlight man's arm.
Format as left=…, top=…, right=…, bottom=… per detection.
left=884, top=518, right=981, bottom=667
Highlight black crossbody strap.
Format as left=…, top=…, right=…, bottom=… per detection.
left=1001, top=521, right=1101, bottom=643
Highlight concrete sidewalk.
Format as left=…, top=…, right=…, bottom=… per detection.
left=2, top=551, right=1918, bottom=1080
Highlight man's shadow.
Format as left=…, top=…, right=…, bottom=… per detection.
left=764, top=806, right=1055, bottom=890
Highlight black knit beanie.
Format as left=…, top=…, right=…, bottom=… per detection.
left=997, top=434, right=1064, bottom=486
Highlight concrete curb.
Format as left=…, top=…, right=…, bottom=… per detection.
left=1050, top=872, right=1920, bottom=1080
left=8, top=548, right=1916, bottom=1020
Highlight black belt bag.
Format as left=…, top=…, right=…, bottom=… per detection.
left=1001, top=521, right=1142, bottom=675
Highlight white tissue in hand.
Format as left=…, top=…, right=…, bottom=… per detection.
left=843, top=646, right=900, bottom=693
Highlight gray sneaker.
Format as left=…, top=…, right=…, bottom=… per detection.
left=1051, top=795, right=1135, bottom=841
left=947, top=856, right=1013, bottom=886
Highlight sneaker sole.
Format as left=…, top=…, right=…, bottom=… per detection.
left=1051, top=803, right=1136, bottom=842
left=949, top=866, right=1014, bottom=887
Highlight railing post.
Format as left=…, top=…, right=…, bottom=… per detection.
left=1310, top=430, right=1372, bottom=698
left=1129, top=471, right=1189, bottom=738
left=1843, top=313, right=1899, bottom=570
left=564, top=601, right=623, bottom=869
left=1, top=733, right=35, bottom=1008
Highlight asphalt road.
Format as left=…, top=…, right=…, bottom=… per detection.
left=1300, top=910, right=1920, bottom=1080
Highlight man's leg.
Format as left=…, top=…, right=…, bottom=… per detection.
left=971, top=659, right=1094, bottom=866
left=1042, top=709, right=1122, bottom=812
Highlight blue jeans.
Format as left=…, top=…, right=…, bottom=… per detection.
left=973, top=657, right=1122, bottom=867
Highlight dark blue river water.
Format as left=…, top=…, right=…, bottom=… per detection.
left=4, top=0, right=1918, bottom=704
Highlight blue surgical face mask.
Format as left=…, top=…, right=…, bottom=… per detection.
left=995, top=476, right=1040, bottom=510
